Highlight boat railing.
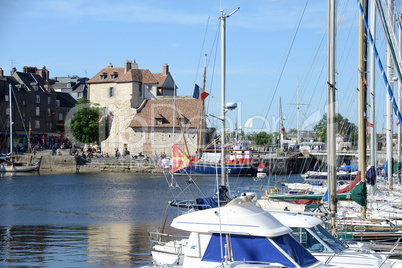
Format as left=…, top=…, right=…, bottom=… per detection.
left=325, top=253, right=336, bottom=265
left=380, top=235, right=402, bottom=267
left=148, top=231, right=173, bottom=245
left=148, top=230, right=187, bottom=245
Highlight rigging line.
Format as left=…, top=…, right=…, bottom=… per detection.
left=204, top=23, right=221, bottom=123
left=11, top=86, right=28, bottom=136
left=356, top=0, right=402, bottom=124
left=335, top=2, right=358, bottom=116
left=376, top=0, right=402, bottom=80
left=261, top=0, right=310, bottom=131
left=299, top=34, right=326, bottom=116
left=193, top=16, right=212, bottom=86
left=206, top=23, right=220, bottom=99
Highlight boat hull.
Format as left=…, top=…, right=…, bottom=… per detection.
left=176, top=162, right=256, bottom=175
left=0, top=164, right=40, bottom=172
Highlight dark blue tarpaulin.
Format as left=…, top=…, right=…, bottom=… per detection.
left=201, top=233, right=318, bottom=267
left=196, top=197, right=218, bottom=210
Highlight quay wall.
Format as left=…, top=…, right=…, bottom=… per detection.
left=14, top=152, right=162, bottom=174
left=14, top=149, right=390, bottom=175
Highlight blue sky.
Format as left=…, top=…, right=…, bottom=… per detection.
left=1, top=0, right=400, bottom=135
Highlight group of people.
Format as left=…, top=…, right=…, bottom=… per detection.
left=71, top=146, right=110, bottom=159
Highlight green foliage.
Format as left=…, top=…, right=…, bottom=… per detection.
left=252, top=131, right=271, bottom=145
left=313, top=113, right=357, bottom=145
left=69, top=99, right=101, bottom=144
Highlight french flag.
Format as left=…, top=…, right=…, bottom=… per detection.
left=192, top=84, right=209, bottom=101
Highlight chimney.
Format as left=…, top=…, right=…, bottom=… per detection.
left=163, top=64, right=169, bottom=76
left=108, top=63, right=113, bottom=68
left=132, top=60, right=138, bottom=69
left=23, top=66, right=37, bottom=73
left=10, top=67, right=16, bottom=75
left=125, top=60, right=132, bottom=73
left=0, top=68, right=3, bottom=77
left=37, top=66, right=49, bottom=81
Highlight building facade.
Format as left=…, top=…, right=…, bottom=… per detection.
left=87, top=60, right=175, bottom=153
left=129, top=97, right=213, bottom=157
left=0, top=66, right=76, bottom=153
left=51, top=75, right=88, bottom=100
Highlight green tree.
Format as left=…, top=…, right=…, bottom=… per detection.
left=252, top=131, right=271, bottom=145
left=313, top=113, right=357, bottom=145
left=69, top=99, right=101, bottom=144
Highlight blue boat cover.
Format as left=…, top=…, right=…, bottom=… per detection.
left=339, top=165, right=359, bottom=172
left=272, top=234, right=318, bottom=267
left=201, top=233, right=318, bottom=267
left=196, top=197, right=218, bottom=210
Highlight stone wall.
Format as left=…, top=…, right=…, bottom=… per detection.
left=19, top=152, right=162, bottom=174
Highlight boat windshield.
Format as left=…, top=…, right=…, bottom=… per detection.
left=311, top=225, right=346, bottom=252
left=291, top=226, right=346, bottom=253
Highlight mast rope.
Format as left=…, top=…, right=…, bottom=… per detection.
left=356, top=0, right=402, bottom=124
left=261, top=0, right=310, bottom=131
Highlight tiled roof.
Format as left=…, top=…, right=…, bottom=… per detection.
left=56, top=92, right=77, bottom=108
left=129, top=98, right=203, bottom=129
left=13, top=72, right=54, bottom=92
left=87, top=67, right=158, bottom=84
left=152, top=72, right=167, bottom=87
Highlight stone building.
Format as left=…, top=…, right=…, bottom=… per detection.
left=87, top=60, right=177, bottom=154
left=0, top=66, right=76, bottom=153
left=51, top=75, right=88, bottom=100
left=129, top=97, right=213, bottom=157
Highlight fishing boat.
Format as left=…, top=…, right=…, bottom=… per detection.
left=176, top=141, right=257, bottom=176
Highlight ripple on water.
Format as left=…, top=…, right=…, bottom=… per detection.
left=0, top=224, right=153, bottom=267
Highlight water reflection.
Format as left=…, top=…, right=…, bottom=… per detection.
left=0, top=224, right=153, bottom=267
left=0, top=172, right=302, bottom=267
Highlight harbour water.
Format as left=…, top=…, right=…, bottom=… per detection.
left=0, top=171, right=302, bottom=267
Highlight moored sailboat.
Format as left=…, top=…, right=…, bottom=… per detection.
left=1, top=82, right=41, bottom=172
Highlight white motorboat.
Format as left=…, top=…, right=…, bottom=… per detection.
left=271, top=211, right=402, bottom=267
left=147, top=194, right=330, bottom=268
left=148, top=196, right=402, bottom=268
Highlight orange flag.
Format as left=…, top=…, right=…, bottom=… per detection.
left=366, top=121, right=374, bottom=128
left=172, top=145, right=193, bottom=173
left=200, top=92, right=210, bottom=101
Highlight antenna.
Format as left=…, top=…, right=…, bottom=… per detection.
left=10, top=60, right=17, bottom=70
left=227, top=7, right=240, bottom=17
left=288, top=85, right=309, bottom=144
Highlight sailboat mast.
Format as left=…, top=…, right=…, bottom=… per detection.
left=9, top=83, right=13, bottom=155
left=197, top=54, right=207, bottom=155
left=219, top=7, right=239, bottom=187
left=279, top=96, right=284, bottom=150
left=398, top=16, right=402, bottom=173
left=220, top=10, right=227, bottom=187
left=369, top=0, right=377, bottom=168
left=358, top=0, right=368, bottom=217
left=327, top=0, right=337, bottom=235
left=386, top=0, right=394, bottom=190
